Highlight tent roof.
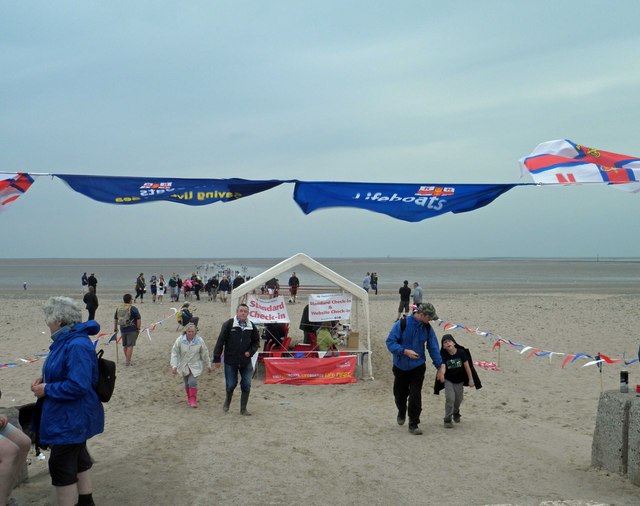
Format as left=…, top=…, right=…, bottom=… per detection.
left=229, top=252, right=369, bottom=313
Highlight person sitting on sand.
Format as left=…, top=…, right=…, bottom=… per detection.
left=0, top=390, right=32, bottom=506
left=178, top=302, right=199, bottom=329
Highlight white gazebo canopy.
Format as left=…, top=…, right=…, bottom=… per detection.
left=229, top=253, right=372, bottom=378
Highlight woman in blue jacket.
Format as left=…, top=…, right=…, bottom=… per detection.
left=31, top=296, right=104, bottom=506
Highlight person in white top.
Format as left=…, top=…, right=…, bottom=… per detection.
left=170, top=323, right=211, bottom=408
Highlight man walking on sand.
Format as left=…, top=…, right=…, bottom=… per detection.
left=412, top=282, right=423, bottom=307
left=386, top=303, right=444, bottom=435
left=114, top=293, right=141, bottom=366
left=288, top=272, right=300, bottom=303
left=212, top=303, right=260, bottom=415
left=397, top=280, right=411, bottom=320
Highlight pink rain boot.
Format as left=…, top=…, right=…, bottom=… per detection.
left=188, top=387, right=198, bottom=408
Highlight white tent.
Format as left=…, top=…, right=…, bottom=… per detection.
left=229, top=253, right=373, bottom=379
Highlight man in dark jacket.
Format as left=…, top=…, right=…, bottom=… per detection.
left=213, top=304, right=260, bottom=415
left=87, top=273, right=98, bottom=294
left=82, top=286, right=99, bottom=321
left=299, top=304, right=319, bottom=345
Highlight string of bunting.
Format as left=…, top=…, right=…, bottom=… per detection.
left=438, top=320, right=639, bottom=368
left=0, top=308, right=178, bottom=370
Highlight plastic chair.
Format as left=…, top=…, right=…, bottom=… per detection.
left=271, top=337, right=291, bottom=357
left=254, top=335, right=291, bottom=378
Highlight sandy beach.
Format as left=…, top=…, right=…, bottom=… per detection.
left=2, top=286, right=639, bottom=505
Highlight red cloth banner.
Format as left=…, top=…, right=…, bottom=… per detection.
left=264, top=356, right=357, bottom=385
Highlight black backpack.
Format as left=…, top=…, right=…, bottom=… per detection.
left=95, top=349, right=116, bottom=402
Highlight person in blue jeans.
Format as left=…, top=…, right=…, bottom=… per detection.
left=213, top=304, right=260, bottom=415
left=386, top=303, right=444, bottom=435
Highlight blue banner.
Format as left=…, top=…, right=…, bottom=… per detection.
left=55, top=174, right=285, bottom=206
left=293, top=182, right=518, bottom=222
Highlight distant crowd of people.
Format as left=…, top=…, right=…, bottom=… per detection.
left=79, top=270, right=255, bottom=309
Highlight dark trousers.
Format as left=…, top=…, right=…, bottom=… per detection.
left=392, top=363, right=426, bottom=427
left=87, top=308, right=96, bottom=320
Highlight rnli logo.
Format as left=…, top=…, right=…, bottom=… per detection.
left=140, top=182, right=173, bottom=191
left=139, top=182, right=173, bottom=197
left=415, top=186, right=455, bottom=197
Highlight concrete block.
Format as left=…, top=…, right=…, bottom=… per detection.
left=627, top=396, right=640, bottom=486
left=591, top=391, right=630, bottom=475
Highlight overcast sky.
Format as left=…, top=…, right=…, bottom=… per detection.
left=2, top=1, right=639, bottom=259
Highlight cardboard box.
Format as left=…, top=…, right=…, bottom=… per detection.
left=346, top=331, right=359, bottom=350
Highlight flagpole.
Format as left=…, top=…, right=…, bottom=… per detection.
left=0, top=171, right=53, bottom=176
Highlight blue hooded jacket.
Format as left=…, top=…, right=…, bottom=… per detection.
left=386, top=315, right=442, bottom=371
left=40, top=321, right=104, bottom=445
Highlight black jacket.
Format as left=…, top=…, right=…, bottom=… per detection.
left=83, top=292, right=99, bottom=311
left=213, top=318, right=260, bottom=366
left=434, top=340, right=483, bottom=394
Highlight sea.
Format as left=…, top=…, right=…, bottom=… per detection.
left=0, top=257, right=639, bottom=294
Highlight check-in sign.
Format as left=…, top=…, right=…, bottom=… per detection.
left=308, top=293, right=352, bottom=322
left=247, top=295, right=290, bottom=323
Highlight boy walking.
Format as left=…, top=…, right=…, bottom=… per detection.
left=438, top=334, right=474, bottom=428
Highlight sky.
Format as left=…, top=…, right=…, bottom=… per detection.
left=2, top=0, right=640, bottom=259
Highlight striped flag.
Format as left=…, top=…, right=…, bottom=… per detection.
left=519, top=140, right=640, bottom=193
left=0, top=173, right=35, bottom=211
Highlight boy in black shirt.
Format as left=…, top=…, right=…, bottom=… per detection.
left=438, top=334, right=474, bottom=428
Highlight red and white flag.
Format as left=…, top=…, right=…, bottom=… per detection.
left=0, top=173, right=35, bottom=211
left=519, top=140, right=640, bottom=193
